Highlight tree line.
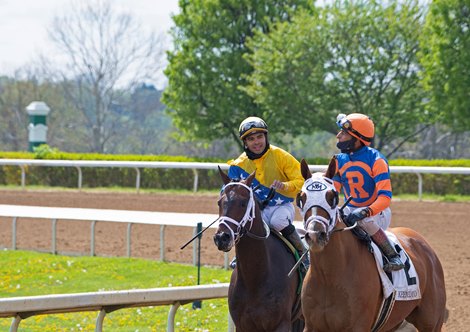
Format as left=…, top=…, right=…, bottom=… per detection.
left=164, top=0, right=470, bottom=159
left=0, top=0, right=469, bottom=160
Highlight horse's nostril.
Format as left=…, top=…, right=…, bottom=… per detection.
left=215, top=232, right=228, bottom=241
left=214, top=232, right=231, bottom=246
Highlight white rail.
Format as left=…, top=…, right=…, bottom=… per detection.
left=0, top=205, right=304, bottom=269
left=0, top=283, right=233, bottom=332
left=0, top=205, right=232, bottom=267
left=0, top=159, right=232, bottom=193
left=0, top=159, right=469, bottom=199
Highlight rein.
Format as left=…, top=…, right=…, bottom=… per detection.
left=302, top=195, right=356, bottom=237
left=332, top=197, right=357, bottom=234
left=331, top=216, right=357, bottom=234
left=218, top=182, right=270, bottom=243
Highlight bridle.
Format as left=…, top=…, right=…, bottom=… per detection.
left=298, top=175, right=339, bottom=232
left=217, top=182, right=270, bottom=244
left=298, top=174, right=356, bottom=238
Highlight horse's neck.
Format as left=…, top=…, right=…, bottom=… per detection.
left=311, top=229, right=365, bottom=276
left=234, top=215, right=271, bottom=286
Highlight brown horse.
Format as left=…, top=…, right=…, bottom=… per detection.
left=297, top=158, right=447, bottom=332
left=213, top=168, right=304, bottom=332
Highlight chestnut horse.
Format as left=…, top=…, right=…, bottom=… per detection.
left=213, top=168, right=304, bottom=332
left=297, top=158, right=447, bottom=332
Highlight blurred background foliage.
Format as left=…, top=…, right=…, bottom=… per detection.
left=0, top=0, right=469, bottom=161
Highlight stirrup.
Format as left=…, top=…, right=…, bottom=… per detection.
left=384, top=256, right=404, bottom=272
left=229, top=257, right=237, bottom=269
left=302, top=252, right=310, bottom=270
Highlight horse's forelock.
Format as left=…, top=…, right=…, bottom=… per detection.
left=222, top=180, right=252, bottom=200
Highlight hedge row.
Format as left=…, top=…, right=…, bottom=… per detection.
left=0, top=148, right=469, bottom=195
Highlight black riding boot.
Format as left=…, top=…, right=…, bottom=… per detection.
left=282, top=225, right=309, bottom=272
left=371, top=228, right=405, bottom=272
left=229, top=257, right=237, bottom=269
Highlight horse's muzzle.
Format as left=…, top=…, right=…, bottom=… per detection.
left=213, top=232, right=233, bottom=252
left=304, top=223, right=328, bottom=250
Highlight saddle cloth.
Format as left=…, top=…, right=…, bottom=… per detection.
left=371, top=231, right=421, bottom=301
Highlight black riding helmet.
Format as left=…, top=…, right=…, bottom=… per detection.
left=239, top=116, right=268, bottom=140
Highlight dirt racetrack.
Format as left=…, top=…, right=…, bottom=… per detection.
left=0, top=189, right=468, bottom=331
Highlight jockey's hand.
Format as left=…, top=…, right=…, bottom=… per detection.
left=256, top=188, right=276, bottom=210
left=271, top=180, right=285, bottom=191
left=347, top=207, right=371, bottom=224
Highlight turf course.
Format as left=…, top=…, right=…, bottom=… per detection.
left=0, top=250, right=231, bottom=331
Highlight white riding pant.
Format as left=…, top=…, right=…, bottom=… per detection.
left=262, top=203, right=295, bottom=233
left=344, top=207, right=392, bottom=235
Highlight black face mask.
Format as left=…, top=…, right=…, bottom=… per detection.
left=336, top=137, right=358, bottom=153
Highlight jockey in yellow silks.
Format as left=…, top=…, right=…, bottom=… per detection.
left=227, top=116, right=306, bottom=262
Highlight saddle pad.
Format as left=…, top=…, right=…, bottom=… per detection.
left=371, top=231, right=421, bottom=301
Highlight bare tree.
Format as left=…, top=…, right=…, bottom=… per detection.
left=47, top=0, right=165, bottom=153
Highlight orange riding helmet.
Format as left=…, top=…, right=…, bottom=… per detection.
left=336, top=113, right=374, bottom=146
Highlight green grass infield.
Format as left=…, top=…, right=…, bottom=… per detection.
left=0, top=250, right=232, bottom=331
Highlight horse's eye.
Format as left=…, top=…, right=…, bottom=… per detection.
left=296, top=194, right=303, bottom=209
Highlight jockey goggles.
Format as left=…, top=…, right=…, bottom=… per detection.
left=239, top=117, right=268, bottom=139
left=336, top=114, right=372, bottom=144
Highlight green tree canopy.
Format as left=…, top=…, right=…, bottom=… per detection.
left=420, top=0, right=470, bottom=132
left=245, top=0, right=429, bottom=157
left=162, top=0, right=313, bottom=149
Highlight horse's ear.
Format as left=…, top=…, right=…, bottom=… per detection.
left=324, top=156, right=337, bottom=180
left=300, top=159, right=312, bottom=180
left=245, top=171, right=256, bottom=187
left=218, top=166, right=231, bottom=185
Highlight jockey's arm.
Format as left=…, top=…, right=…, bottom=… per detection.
left=369, top=158, right=392, bottom=216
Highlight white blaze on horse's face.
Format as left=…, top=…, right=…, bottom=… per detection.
left=300, top=173, right=338, bottom=235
